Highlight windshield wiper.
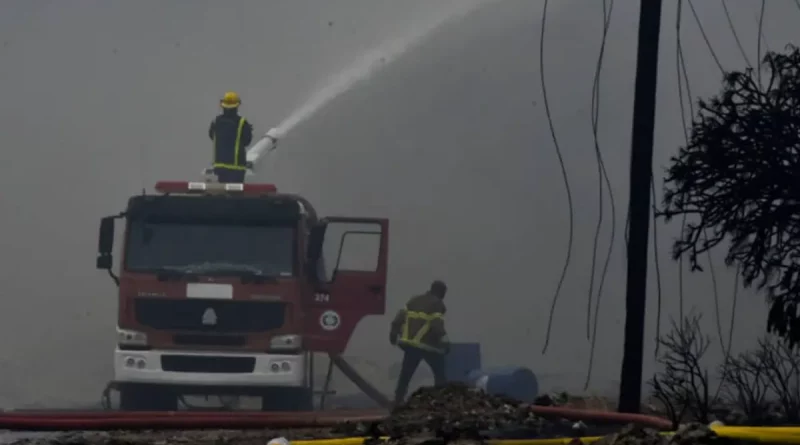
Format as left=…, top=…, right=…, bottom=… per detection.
left=152, top=265, right=199, bottom=281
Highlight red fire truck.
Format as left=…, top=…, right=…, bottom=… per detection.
left=96, top=180, right=389, bottom=411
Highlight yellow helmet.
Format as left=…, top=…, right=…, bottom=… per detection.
left=220, top=91, right=241, bottom=109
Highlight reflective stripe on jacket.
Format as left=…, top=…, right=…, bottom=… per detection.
left=210, top=114, right=251, bottom=170
left=391, top=292, right=448, bottom=354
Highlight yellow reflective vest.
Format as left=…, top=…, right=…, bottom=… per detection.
left=391, top=292, right=449, bottom=354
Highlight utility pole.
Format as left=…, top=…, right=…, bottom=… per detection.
left=618, top=0, right=663, bottom=413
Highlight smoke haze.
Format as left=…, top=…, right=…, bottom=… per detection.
left=0, top=0, right=796, bottom=407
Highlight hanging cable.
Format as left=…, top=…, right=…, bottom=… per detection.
left=711, top=263, right=742, bottom=403
left=584, top=0, right=617, bottom=389
left=755, top=2, right=771, bottom=57
left=727, top=265, right=740, bottom=352
left=687, top=0, right=725, bottom=73
left=586, top=0, right=617, bottom=341
left=706, top=233, right=727, bottom=353
left=540, top=0, right=577, bottom=354
left=675, top=0, right=689, bottom=321
left=757, top=0, right=766, bottom=86
left=650, top=178, right=664, bottom=357
left=677, top=0, right=727, bottom=354
left=721, top=0, right=752, bottom=67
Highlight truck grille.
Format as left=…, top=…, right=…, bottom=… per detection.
left=173, top=334, right=246, bottom=347
left=161, top=355, right=255, bottom=373
left=134, top=298, right=285, bottom=333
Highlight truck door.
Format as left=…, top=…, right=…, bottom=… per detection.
left=305, top=217, right=388, bottom=353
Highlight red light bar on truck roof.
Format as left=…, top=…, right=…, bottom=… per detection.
left=154, top=181, right=277, bottom=195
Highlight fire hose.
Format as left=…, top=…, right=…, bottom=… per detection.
left=0, top=405, right=672, bottom=431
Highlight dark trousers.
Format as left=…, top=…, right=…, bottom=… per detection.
left=393, top=345, right=446, bottom=405
left=214, top=167, right=246, bottom=184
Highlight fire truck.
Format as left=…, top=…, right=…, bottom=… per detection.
left=95, top=180, right=389, bottom=411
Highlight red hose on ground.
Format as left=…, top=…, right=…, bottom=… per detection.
left=0, top=412, right=385, bottom=431
left=0, top=409, right=386, bottom=419
left=528, top=405, right=672, bottom=430
left=0, top=406, right=672, bottom=431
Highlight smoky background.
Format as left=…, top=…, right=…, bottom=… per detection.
left=0, top=0, right=796, bottom=408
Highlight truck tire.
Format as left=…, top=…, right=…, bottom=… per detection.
left=261, top=387, right=313, bottom=412
left=119, top=383, right=178, bottom=411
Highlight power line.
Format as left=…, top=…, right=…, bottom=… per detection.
left=650, top=178, right=664, bottom=357
left=687, top=0, right=725, bottom=73
left=728, top=265, right=740, bottom=352
left=757, top=0, right=766, bottom=86
left=678, top=0, right=727, bottom=351
left=584, top=0, right=617, bottom=390
left=721, top=0, right=752, bottom=67
left=676, top=0, right=728, bottom=358
left=675, top=0, right=689, bottom=320
left=539, top=0, right=577, bottom=355
left=587, top=0, right=616, bottom=340
left=707, top=231, right=726, bottom=353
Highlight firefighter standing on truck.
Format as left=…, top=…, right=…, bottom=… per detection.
left=208, top=91, right=254, bottom=183
left=390, top=280, right=450, bottom=405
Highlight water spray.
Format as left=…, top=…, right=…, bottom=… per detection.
left=235, top=0, right=491, bottom=176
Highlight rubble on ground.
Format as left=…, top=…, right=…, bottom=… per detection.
left=3, top=423, right=725, bottom=445
left=593, top=423, right=719, bottom=445
left=335, top=383, right=590, bottom=439
left=6, top=383, right=730, bottom=445
left=336, top=384, right=723, bottom=445
left=382, top=383, right=545, bottom=438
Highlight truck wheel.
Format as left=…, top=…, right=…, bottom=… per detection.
left=119, top=383, right=178, bottom=411
left=261, top=387, right=313, bottom=412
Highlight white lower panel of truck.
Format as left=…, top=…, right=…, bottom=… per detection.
left=114, top=348, right=306, bottom=387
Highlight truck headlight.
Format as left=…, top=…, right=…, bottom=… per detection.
left=270, top=334, right=301, bottom=351
left=117, top=328, right=148, bottom=347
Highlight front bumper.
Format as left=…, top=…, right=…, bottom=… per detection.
left=114, top=348, right=305, bottom=388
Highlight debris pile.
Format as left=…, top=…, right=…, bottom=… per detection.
left=341, top=383, right=545, bottom=439
left=593, top=423, right=718, bottom=445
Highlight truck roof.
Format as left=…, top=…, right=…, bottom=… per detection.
left=124, top=181, right=319, bottom=222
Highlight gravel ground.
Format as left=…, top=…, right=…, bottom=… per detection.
left=0, top=424, right=721, bottom=445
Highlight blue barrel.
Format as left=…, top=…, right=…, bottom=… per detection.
left=466, top=366, right=539, bottom=402
left=445, top=342, right=482, bottom=382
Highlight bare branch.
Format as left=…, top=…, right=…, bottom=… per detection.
left=647, top=313, right=720, bottom=426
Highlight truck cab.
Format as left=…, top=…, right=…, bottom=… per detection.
left=96, top=181, right=389, bottom=411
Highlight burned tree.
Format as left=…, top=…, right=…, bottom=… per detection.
left=661, top=45, right=800, bottom=346
left=720, top=348, right=770, bottom=424
left=752, top=336, right=800, bottom=423
left=649, top=314, right=718, bottom=427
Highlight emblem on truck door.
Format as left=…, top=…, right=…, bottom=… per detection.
left=320, top=310, right=340, bottom=331
left=202, top=308, right=218, bottom=326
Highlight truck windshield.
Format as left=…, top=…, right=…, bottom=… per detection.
left=124, top=221, right=295, bottom=277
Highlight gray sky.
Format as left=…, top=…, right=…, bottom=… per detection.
left=0, top=0, right=797, bottom=408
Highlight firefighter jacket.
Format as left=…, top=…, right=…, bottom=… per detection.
left=209, top=110, right=253, bottom=171
left=390, top=292, right=449, bottom=354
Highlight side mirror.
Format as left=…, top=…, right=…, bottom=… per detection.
left=307, top=222, right=328, bottom=282
left=96, top=254, right=112, bottom=270
left=97, top=217, right=115, bottom=270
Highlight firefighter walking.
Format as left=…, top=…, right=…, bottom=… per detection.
left=208, top=91, right=254, bottom=183
left=390, top=280, right=451, bottom=405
